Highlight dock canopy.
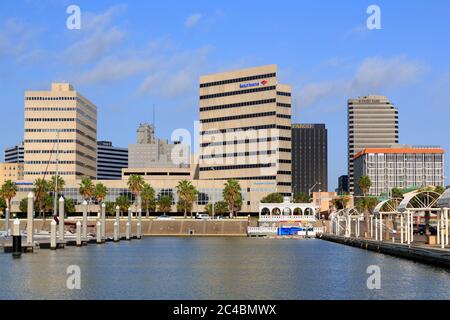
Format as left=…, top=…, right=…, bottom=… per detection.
left=437, top=188, right=450, bottom=208
left=398, top=190, right=441, bottom=213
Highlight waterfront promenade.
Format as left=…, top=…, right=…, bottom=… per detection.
left=319, top=233, right=450, bottom=269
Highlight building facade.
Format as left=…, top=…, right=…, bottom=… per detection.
left=347, top=95, right=399, bottom=193
left=24, top=83, right=97, bottom=181
left=4, top=142, right=24, bottom=164
left=198, top=65, right=292, bottom=195
left=129, top=123, right=189, bottom=168
left=0, top=163, right=24, bottom=185
left=97, top=141, right=128, bottom=180
left=337, top=175, right=349, bottom=194
left=291, top=124, right=327, bottom=195
left=353, top=146, right=445, bottom=196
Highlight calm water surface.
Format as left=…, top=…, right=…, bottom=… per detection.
left=1, top=238, right=449, bottom=300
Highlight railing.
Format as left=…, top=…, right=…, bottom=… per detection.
left=247, top=227, right=278, bottom=234
left=259, top=215, right=316, bottom=222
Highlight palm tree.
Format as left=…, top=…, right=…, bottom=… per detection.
left=79, top=177, right=94, bottom=216
left=115, top=195, right=130, bottom=217
left=205, top=201, right=228, bottom=217
left=33, top=178, right=49, bottom=219
left=0, top=180, right=17, bottom=213
left=176, top=180, right=198, bottom=218
left=127, top=175, right=145, bottom=211
left=223, top=179, right=242, bottom=219
left=158, top=196, right=172, bottom=215
left=93, top=183, right=108, bottom=217
left=141, top=183, right=156, bottom=218
left=49, top=175, right=65, bottom=196
left=358, top=175, right=372, bottom=238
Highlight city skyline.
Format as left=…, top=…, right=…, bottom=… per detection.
left=1, top=0, right=450, bottom=190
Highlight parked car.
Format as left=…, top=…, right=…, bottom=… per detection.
left=196, top=213, right=210, bottom=220
left=156, top=215, right=174, bottom=220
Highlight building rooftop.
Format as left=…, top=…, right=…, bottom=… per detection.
left=354, top=146, right=445, bottom=160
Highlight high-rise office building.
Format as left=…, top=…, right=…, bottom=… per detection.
left=129, top=123, right=189, bottom=168
left=4, top=142, right=24, bottom=163
left=24, top=83, right=97, bottom=180
left=353, top=145, right=445, bottom=196
left=347, top=95, right=399, bottom=193
left=198, top=65, right=292, bottom=195
left=291, top=124, right=327, bottom=195
left=337, top=175, right=349, bottom=194
left=97, top=141, right=128, bottom=180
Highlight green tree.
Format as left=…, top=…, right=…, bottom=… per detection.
left=127, top=174, right=145, bottom=209
left=391, top=187, right=404, bottom=199
left=1, top=180, right=18, bottom=213
left=358, top=175, right=373, bottom=238
left=115, top=195, right=130, bottom=217
left=294, top=192, right=311, bottom=203
left=93, top=182, right=108, bottom=216
left=49, top=175, right=65, bottom=195
left=176, top=180, right=198, bottom=218
left=79, top=177, right=94, bottom=201
left=223, top=179, right=242, bottom=218
left=158, top=196, right=172, bottom=215
left=331, top=195, right=350, bottom=210
left=64, top=198, right=76, bottom=215
left=0, top=197, right=7, bottom=215
left=19, top=198, right=28, bottom=214
left=33, top=178, right=49, bottom=219
left=105, top=201, right=116, bottom=217
left=261, top=193, right=284, bottom=203
left=141, top=183, right=156, bottom=218
left=435, top=185, right=445, bottom=194
left=205, top=201, right=228, bottom=217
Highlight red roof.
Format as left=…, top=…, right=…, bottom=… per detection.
left=354, top=148, right=444, bottom=160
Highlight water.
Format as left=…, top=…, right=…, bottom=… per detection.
left=1, top=238, right=450, bottom=300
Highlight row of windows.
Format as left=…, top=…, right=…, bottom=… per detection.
left=201, top=124, right=291, bottom=136
left=201, top=150, right=276, bottom=159
left=277, top=182, right=292, bottom=186
left=200, top=163, right=275, bottom=171
left=26, top=96, right=76, bottom=101
left=25, top=107, right=77, bottom=111
left=24, top=171, right=88, bottom=176
left=200, top=73, right=276, bottom=88
left=201, top=136, right=291, bottom=147
left=201, top=111, right=276, bottom=124
left=279, top=159, right=292, bottom=164
left=200, top=85, right=276, bottom=100
left=276, top=91, right=291, bottom=97
left=277, top=114, right=291, bottom=119
left=200, top=98, right=276, bottom=112
left=277, top=171, right=292, bottom=175
left=25, top=129, right=96, bottom=143
left=277, top=103, right=291, bottom=108
left=25, top=139, right=76, bottom=143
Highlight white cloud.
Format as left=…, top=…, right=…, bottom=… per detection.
left=296, top=56, right=427, bottom=109
left=63, top=5, right=128, bottom=65
left=185, top=13, right=203, bottom=28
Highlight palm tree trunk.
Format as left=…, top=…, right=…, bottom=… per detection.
left=146, top=207, right=149, bottom=218
left=184, top=209, right=187, bottom=219
left=424, top=210, right=430, bottom=235
left=364, top=208, right=370, bottom=238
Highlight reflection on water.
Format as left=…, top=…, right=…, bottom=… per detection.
left=1, top=238, right=449, bottom=300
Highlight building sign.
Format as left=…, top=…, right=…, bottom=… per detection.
left=240, top=80, right=269, bottom=89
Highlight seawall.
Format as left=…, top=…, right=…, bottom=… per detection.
left=319, top=233, right=450, bottom=269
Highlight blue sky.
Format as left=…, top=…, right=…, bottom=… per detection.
left=1, top=0, right=449, bottom=189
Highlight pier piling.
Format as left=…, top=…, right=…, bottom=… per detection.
left=50, top=219, right=57, bottom=250
left=96, top=221, right=102, bottom=244
left=76, top=221, right=82, bottom=247
left=59, top=197, right=65, bottom=243
left=114, top=221, right=119, bottom=242
left=5, top=207, right=10, bottom=236
left=101, top=203, right=106, bottom=239
left=12, top=219, right=21, bottom=258
left=126, top=222, right=131, bottom=240
left=82, top=201, right=87, bottom=242
left=27, top=192, right=34, bottom=245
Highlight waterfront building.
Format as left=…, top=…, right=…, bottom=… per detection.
left=347, top=95, right=399, bottom=193
left=0, top=162, right=24, bottom=185
left=9, top=177, right=277, bottom=215
left=198, top=65, right=292, bottom=196
left=4, top=142, right=24, bottom=163
left=291, top=124, right=327, bottom=195
left=353, top=145, right=445, bottom=196
left=337, top=175, right=349, bottom=194
left=128, top=123, right=190, bottom=168
left=23, top=83, right=97, bottom=180
left=97, top=141, right=128, bottom=180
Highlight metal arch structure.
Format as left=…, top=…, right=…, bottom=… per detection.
left=373, top=198, right=402, bottom=217
left=396, top=190, right=446, bottom=246
left=332, top=208, right=363, bottom=238
left=398, top=190, right=441, bottom=213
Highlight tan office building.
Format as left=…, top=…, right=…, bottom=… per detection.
left=24, top=83, right=97, bottom=181
left=0, top=163, right=24, bottom=185
left=199, top=65, right=292, bottom=195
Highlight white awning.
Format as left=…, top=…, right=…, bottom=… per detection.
left=437, top=189, right=450, bottom=208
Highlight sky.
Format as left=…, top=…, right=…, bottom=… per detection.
left=0, top=0, right=449, bottom=190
